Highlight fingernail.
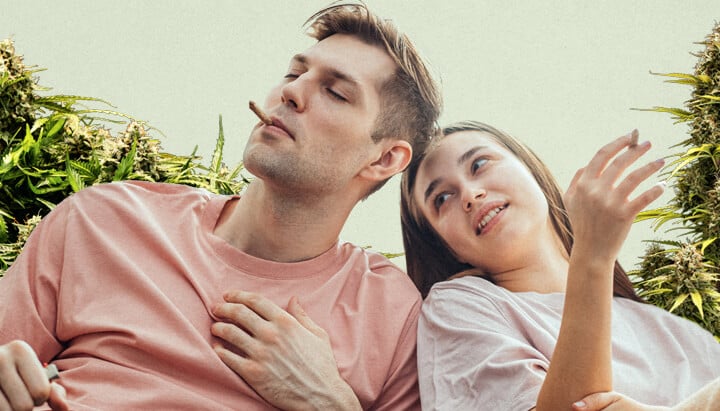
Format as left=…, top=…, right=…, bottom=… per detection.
left=657, top=180, right=667, bottom=189
left=573, top=400, right=586, bottom=408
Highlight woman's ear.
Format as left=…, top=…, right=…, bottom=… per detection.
left=359, top=140, right=412, bottom=182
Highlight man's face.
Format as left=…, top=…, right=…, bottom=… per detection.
left=243, top=34, right=397, bottom=196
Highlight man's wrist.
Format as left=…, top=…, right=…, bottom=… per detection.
left=312, top=379, right=361, bottom=411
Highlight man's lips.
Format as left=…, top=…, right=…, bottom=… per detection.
left=266, top=117, right=294, bottom=140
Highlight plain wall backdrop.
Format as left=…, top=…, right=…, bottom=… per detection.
left=2, top=1, right=719, bottom=270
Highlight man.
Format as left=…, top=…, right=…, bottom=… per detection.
left=0, top=2, right=441, bottom=410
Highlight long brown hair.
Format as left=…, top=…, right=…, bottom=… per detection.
left=400, top=120, right=642, bottom=301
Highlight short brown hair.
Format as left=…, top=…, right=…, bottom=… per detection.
left=401, top=120, right=642, bottom=301
left=306, top=2, right=443, bottom=194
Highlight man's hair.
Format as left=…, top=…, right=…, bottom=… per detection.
left=306, top=2, right=443, bottom=195
left=400, top=120, right=643, bottom=302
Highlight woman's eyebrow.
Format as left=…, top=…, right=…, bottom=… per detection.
left=422, top=145, right=487, bottom=204
left=423, top=179, right=441, bottom=204
left=457, top=146, right=485, bottom=166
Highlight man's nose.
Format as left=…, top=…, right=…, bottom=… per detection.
left=280, top=79, right=306, bottom=112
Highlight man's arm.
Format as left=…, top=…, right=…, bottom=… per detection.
left=211, top=291, right=361, bottom=411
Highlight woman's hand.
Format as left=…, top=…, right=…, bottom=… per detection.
left=564, top=129, right=665, bottom=263
left=537, top=130, right=664, bottom=411
left=573, top=391, right=670, bottom=411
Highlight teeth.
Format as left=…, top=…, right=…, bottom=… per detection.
left=478, top=206, right=504, bottom=230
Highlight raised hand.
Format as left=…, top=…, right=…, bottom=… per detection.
left=538, top=130, right=665, bottom=410
left=0, top=340, right=68, bottom=411
left=211, top=291, right=361, bottom=411
left=564, top=129, right=665, bottom=263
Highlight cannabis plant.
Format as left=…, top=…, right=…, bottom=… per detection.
left=633, top=23, right=720, bottom=338
left=0, top=39, right=248, bottom=274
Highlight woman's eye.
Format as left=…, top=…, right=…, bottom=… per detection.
left=284, top=73, right=299, bottom=80
left=433, top=193, right=450, bottom=210
left=471, top=158, right=488, bottom=174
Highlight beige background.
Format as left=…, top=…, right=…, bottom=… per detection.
left=2, top=1, right=719, bottom=270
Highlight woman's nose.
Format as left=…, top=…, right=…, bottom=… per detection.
left=463, top=188, right=486, bottom=212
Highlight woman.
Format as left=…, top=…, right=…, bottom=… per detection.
left=400, top=121, right=720, bottom=410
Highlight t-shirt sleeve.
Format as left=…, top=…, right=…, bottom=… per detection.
left=417, top=284, right=547, bottom=411
left=371, top=297, right=422, bottom=411
left=0, top=197, right=72, bottom=361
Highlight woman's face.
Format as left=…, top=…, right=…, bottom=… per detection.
left=413, top=130, right=553, bottom=274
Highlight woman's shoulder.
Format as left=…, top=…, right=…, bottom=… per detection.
left=421, top=275, right=566, bottom=343
left=423, top=276, right=530, bottom=324
left=614, top=297, right=719, bottom=344
left=427, top=275, right=506, bottom=301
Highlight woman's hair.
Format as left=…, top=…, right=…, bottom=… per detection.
left=400, top=120, right=643, bottom=301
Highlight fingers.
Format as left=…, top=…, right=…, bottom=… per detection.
left=222, top=290, right=285, bottom=322
left=573, top=391, right=621, bottom=410
left=614, top=156, right=664, bottom=198
left=213, top=344, right=253, bottom=374
left=628, top=181, right=665, bottom=215
left=47, top=383, right=69, bottom=411
left=287, top=297, right=327, bottom=339
left=570, top=130, right=664, bottom=210
left=215, top=290, right=291, bottom=339
left=0, top=341, right=51, bottom=411
left=583, top=130, right=640, bottom=178
left=211, top=321, right=256, bottom=357
left=600, top=140, right=653, bottom=187
left=212, top=292, right=306, bottom=359
left=566, top=167, right=585, bottom=195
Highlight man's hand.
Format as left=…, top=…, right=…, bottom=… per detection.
left=0, top=340, right=68, bottom=411
left=211, top=291, right=362, bottom=411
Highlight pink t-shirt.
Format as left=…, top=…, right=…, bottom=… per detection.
left=0, top=181, right=421, bottom=410
left=418, top=276, right=720, bottom=410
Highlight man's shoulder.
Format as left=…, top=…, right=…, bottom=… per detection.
left=70, top=181, right=213, bottom=205
left=78, top=180, right=205, bottom=196
left=337, top=241, right=421, bottom=301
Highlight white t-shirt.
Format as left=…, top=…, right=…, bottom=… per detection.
left=418, top=275, right=720, bottom=410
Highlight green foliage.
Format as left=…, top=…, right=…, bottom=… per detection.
left=633, top=23, right=720, bottom=338
left=0, top=39, right=248, bottom=275
left=634, top=242, right=720, bottom=336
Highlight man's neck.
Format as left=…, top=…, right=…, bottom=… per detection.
left=213, top=182, right=355, bottom=263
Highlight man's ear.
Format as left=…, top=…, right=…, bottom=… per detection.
left=359, top=140, right=412, bottom=182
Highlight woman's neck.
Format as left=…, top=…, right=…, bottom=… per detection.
left=491, top=229, right=570, bottom=294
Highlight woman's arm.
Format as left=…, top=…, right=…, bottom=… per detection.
left=536, top=131, right=665, bottom=409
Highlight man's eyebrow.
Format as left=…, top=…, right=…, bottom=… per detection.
left=290, top=53, right=360, bottom=87
left=291, top=53, right=307, bottom=65
left=422, top=146, right=487, bottom=204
